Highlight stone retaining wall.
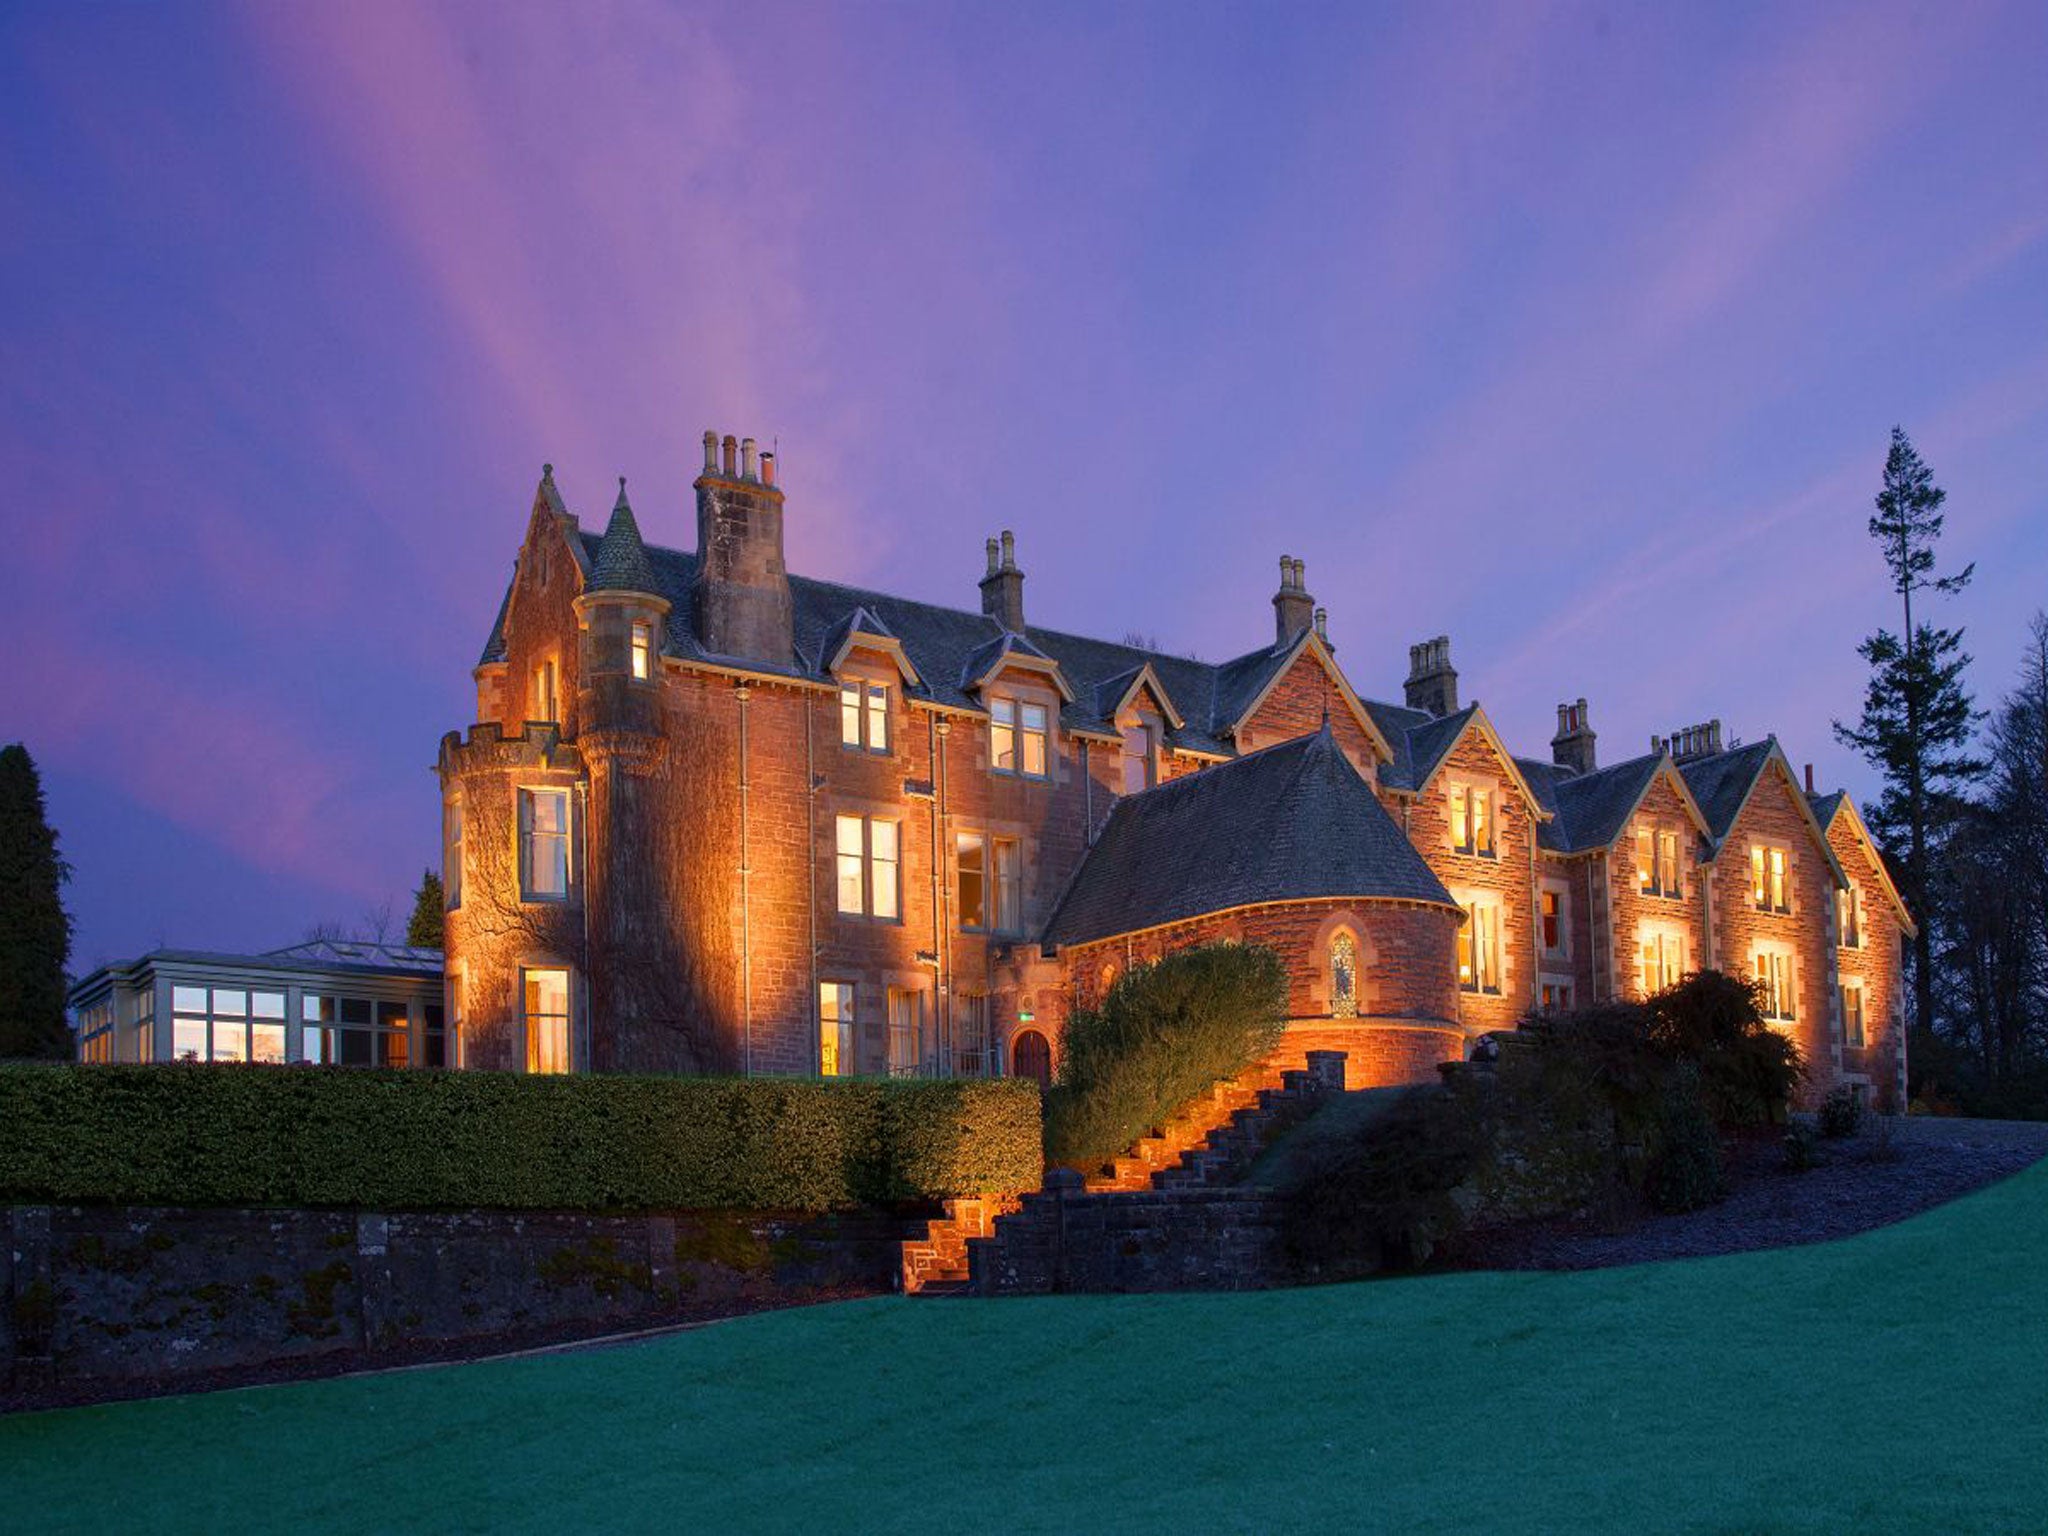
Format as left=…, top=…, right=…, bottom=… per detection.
left=3, top=1202, right=916, bottom=1395
left=970, top=1175, right=1288, bottom=1294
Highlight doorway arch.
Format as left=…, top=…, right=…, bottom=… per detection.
left=1011, top=1028, right=1052, bottom=1087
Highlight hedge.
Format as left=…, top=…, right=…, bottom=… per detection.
left=0, top=1065, right=1043, bottom=1213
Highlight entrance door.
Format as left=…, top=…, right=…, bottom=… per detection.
left=1011, top=1028, right=1052, bottom=1087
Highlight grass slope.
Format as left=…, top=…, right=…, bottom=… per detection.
left=7, top=1162, right=2048, bottom=1535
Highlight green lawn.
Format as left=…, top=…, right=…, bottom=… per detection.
left=7, top=1163, right=2048, bottom=1535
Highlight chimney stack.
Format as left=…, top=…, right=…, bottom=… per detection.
left=1665, top=719, right=1724, bottom=764
left=693, top=426, right=793, bottom=664
left=1312, top=607, right=1333, bottom=652
left=980, top=529, right=1026, bottom=633
left=1403, top=635, right=1458, bottom=717
left=1804, top=762, right=1815, bottom=794
left=1551, top=697, right=1597, bottom=776
left=1273, top=556, right=1316, bottom=648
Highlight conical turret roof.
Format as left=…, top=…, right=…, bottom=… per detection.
left=589, top=477, right=661, bottom=596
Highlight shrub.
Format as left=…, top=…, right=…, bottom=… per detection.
left=1818, top=1085, right=1864, bottom=1139
left=1646, top=971, right=1804, bottom=1127
left=1278, top=1079, right=1491, bottom=1276
left=1044, top=942, right=1286, bottom=1170
left=0, top=1064, right=1042, bottom=1212
left=1783, top=1119, right=1820, bottom=1172
left=1644, top=1064, right=1727, bottom=1212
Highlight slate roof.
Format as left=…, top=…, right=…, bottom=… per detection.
left=1807, top=789, right=1846, bottom=829
left=1679, top=739, right=1777, bottom=840
left=1041, top=727, right=1457, bottom=949
left=588, top=482, right=661, bottom=596
left=1549, top=752, right=1667, bottom=852
left=482, top=523, right=1318, bottom=757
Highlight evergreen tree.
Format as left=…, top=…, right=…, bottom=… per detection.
left=1834, top=427, right=1984, bottom=1041
left=0, top=743, right=75, bottom=1058
left=405, top=868, right=445, bottom=949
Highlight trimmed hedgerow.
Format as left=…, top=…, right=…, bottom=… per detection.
left=0, top=1065, right=1042, bottom=1212
left=1045, top=942, right=1288, bottom=1171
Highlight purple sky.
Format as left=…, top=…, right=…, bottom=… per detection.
left=4, top=1, right=2045, bottom=972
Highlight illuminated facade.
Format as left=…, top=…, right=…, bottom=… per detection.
left=437, top=434, right=1908, bottom=1105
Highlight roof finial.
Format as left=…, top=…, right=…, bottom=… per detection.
left=543, top=462, right=554, bottom=480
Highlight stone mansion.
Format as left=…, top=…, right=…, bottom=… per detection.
left=435, top=431, right=1911, bottom=1106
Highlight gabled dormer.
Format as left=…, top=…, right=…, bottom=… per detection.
left=1219, top=628, right=1393, bottom=774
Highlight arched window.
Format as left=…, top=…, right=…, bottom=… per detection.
left=1330, top=932, right=1358, bottom=1018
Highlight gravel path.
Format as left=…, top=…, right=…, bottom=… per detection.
left=1456, top=1116, right=2048, bottom=1272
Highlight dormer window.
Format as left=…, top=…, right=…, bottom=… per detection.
left=840, top=682, right=889, bottom=753
left=630, top=621, right=654, bottom=681
left=991, top=698, right=1049, bottom=778
left=1449, top=785, right=1494, bottom=858
left=1121, top=721, right=1156, bottom=794
left=1636, top=826, right=1682, bottom=899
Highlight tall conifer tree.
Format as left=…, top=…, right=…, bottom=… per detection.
left=406, top=869, right=445, bottom=949
left=0, top=743, right=75, bottom=1058
left=1834, top=428, right=1983, bottom=1040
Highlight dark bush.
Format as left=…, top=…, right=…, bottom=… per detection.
left=0, top=1064, right=1043, bottom=1212
left=1644, top=1064, right=1727, bottom=1212
left=1646, top=970, right=1805, bottom=1127
left=1279, top=1079, right=1492, bottom=1276
left=1783, top=1119, right=1820, bottom=1171
left=1044, top=942, right=1286, bottom=1170
left=1818, top=1085, right=1864, bottom=1139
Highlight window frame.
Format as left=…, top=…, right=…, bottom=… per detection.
left=530, top=658, right=559, bottom=725
left=1840, top=981, right=1867, bottom=1049
left=518, top=786, right=573, bottom=903
left=1539, top=882, right=1570, bottom=960
left=1753, top=947, right=1797, bottom=1023
left=1838, top=885, right=1864, bottom=949
left=990, top=696, right=1051, bottom=780
left=523, top=966, right=572, bottom=1074
left=1457, top=899, right=1503, bottom=996
left=1449, top=784, right=1496, bottom=859
left=445, top=793, right=464, bottom=911
left=993, top=836, right=1022, bottom=935
left=886, top=986, right=926, bottom=1077
left=1330, top=931, right=1359, bottom=1018
left=955, top=832, right=987, bottom=931
left=839, top=679, right=891, bottom=754
left=819, top=981, right=855, bottom=1076
left=630, top=620, right=655, bottom=682
left=834, top=813, right=901, bottom=921
left=1637, top=927, right=1686, bottom=996
left=1750, top=844, right=1791, bottom=914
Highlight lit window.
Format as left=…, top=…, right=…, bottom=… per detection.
left=956, top=833, right=986, bottom=929
left=530, top=659, right=558, bottom=724
left=1841, top=984, right=1866, bottom=1049
left=1330, top=932, right=1358, bottom=1018
left=445, top=795, right=463, bottom=911
left=1754, top=951, right=1796, bottom=1022
left=630, top=621, right=654, bottom=681
left=1450, top=786, right=1495, bottom=857
left=1751, top=846, right=1789, bottom=913
left=1540, top=981, right=1573, bottom=1012
left=251, top=992, right=287, bottom=1064
left=820, top=982, right=854, bottom=1076
left=991, top=699, right=1049, bottom=777
left=1637, top=827, right=1682, bottom=898
left=519, top=788, right=571, bottom=900
left=994, top=837, right=1021, bottom=934
left=1638, top=931, right=1685, bottom=995
left=1839, top=886, right=1864, bottom=948
left=1540, top=889, right=1566, bottom=957
left=524, top=968, right=571, bottom=1073
left=835, top=814, right=899, bottom=919
left=1458, top=902, right=1501, bottom=995
left=887, top=987, right=925, bottom=1076
left=840, top=682, right=890, bottom=753
left=301, top=995, right=409, bottom=1067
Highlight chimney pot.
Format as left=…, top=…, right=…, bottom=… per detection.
left=1804, top=762, right=1815, bottom=793
left=721, top=434, right=737, bottom=477
left=741, top=437, right=758, bottom=481
left=702, top=430, right=719, bottom=474
left=985, top=537, right=1001, bottom=576
left=1000, top=529, right=1016, bottom=570
left=761, top=450, right=776, bottom=487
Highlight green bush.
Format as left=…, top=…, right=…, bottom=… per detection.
left=1818, top=1085, right=1864, bottom=1139
left=1044, top=942, right=1287, bottom=1171
left=1644, top=1064, right=1727, bottom=1213
left=0, top=1064, right=1042, bottom=1212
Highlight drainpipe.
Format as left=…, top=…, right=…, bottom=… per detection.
left=937, top=716, right=955, bottom=1070
left=737, top=682, right=752, bottom=1076
left=577, top=778, right=592, bottom=1072
left=1582, top=855, right=1600, bottom=1001
left=1701, top=850, right=1717, bottom=972
left=1082, top=740, right=1093, bottom=843
left=1526, top=820, right=1540, bottom=1011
